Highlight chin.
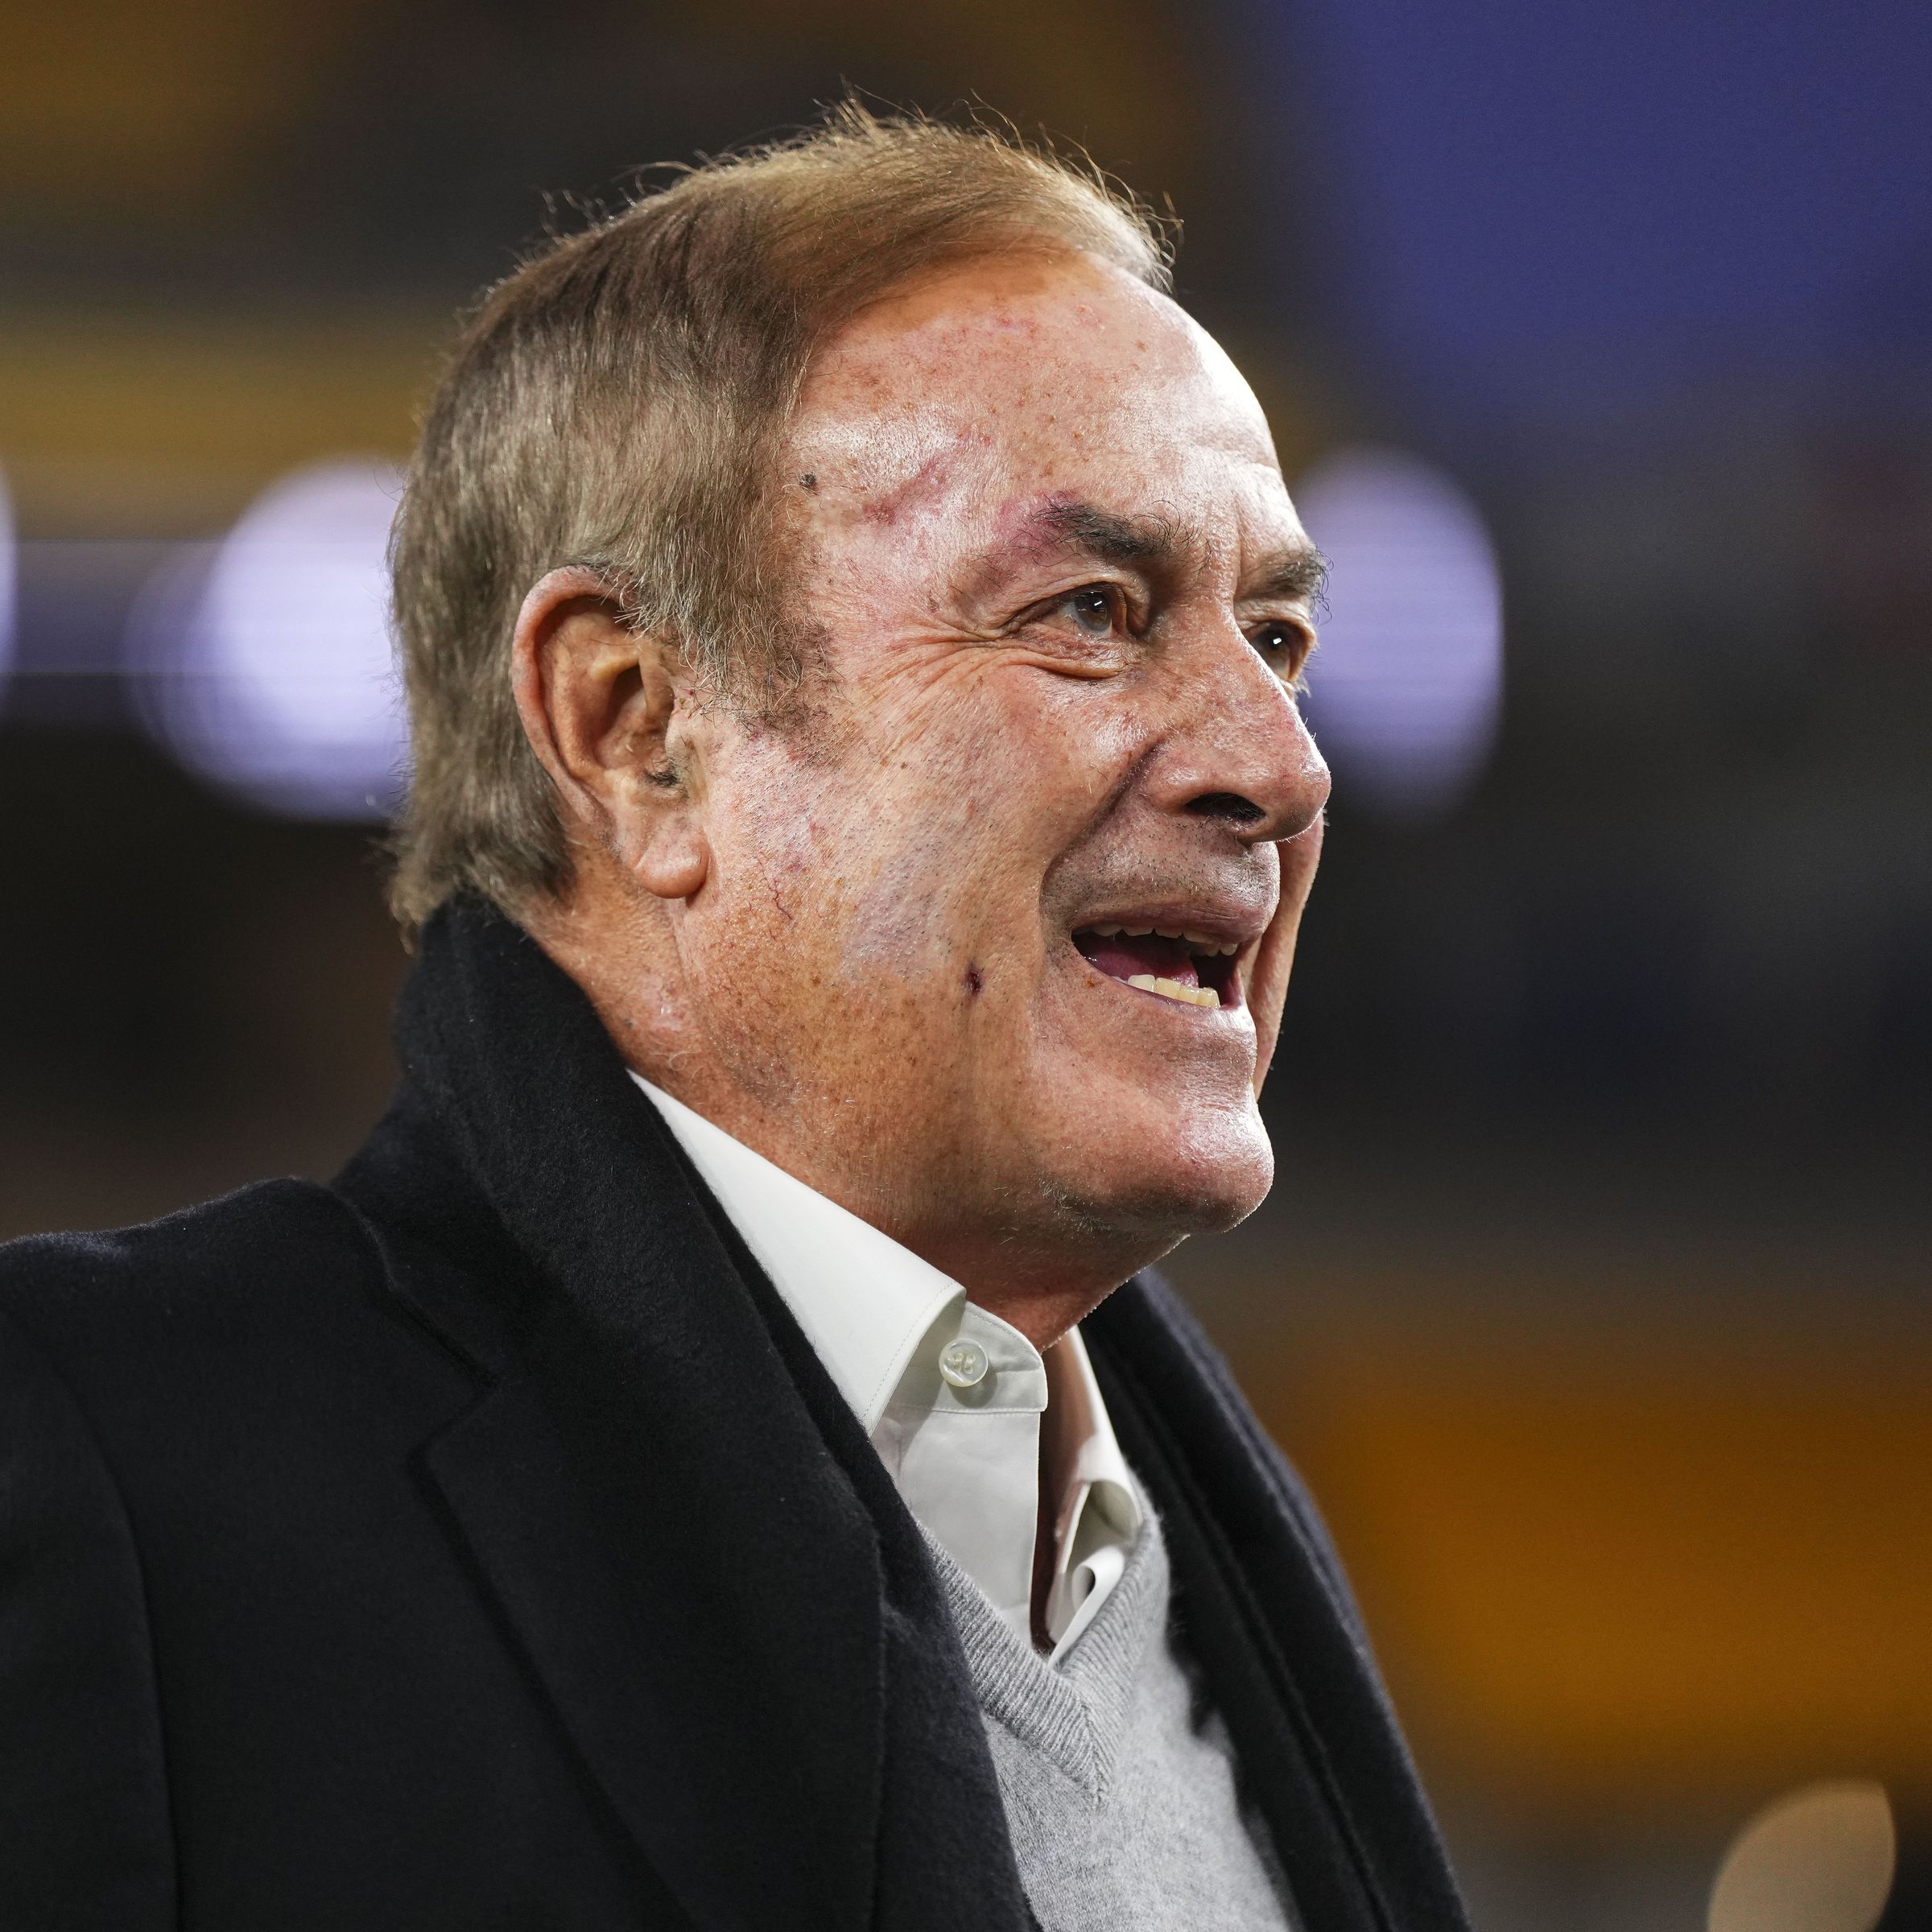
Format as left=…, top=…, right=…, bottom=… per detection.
left=1042, top=1099, right=1274, bottom=1249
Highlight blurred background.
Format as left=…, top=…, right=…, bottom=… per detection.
left=2, top=2, right=1927, bottom=1926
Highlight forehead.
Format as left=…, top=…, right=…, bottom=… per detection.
left=786, top=251, right=1286, bottom=533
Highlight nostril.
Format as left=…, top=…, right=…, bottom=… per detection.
left=1186, top=791, right=1266, bottom=825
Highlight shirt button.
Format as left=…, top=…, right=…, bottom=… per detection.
left=938, top=1339, right=989, bottom=1388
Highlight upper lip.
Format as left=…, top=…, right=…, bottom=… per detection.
left=1067, top=903, right=1269, bottom=955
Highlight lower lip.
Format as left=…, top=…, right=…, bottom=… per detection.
left=1070, top=947, right=1243, bottom=1016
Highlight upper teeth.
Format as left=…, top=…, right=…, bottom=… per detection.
left=1088, top=923, right=1240, bottom=956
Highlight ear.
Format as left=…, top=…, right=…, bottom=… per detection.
left=510, top=565, right=709, bottom=901
left=1248, top=813, right=1323, bottom=1096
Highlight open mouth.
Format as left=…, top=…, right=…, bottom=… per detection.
left=1071, top=923, right=1245, bottom=1012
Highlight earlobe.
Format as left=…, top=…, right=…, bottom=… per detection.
left=632, top=826, right=709, bottom=902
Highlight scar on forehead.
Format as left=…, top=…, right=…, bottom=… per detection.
left=855, top=438, right=989, bottom=527
left=859, top=452, right=947, bottom=526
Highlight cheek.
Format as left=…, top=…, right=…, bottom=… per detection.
left=686, top=753, right=840, bottom=985
left=693, top=740, right=980, bottom=1013
left=700, top=675, right=1133, bottom=1019
left=835, top=685, right=1115, bottom=976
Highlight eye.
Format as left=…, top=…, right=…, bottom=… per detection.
left=1052, top=584, right=1125, bottom=638
left=1248, top=619, right=1312, bottom=676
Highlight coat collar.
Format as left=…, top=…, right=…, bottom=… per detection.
left=338, top=898, right=1030, bottom=1930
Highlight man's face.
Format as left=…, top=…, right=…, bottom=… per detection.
left=671, top=250, right=1328, bottom=1288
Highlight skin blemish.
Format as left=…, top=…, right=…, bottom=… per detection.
left=799, top=473, right=817, bottom=489
left=965, top=963, right=985, bottom=998
left=859, top=448, right=956, bottom=527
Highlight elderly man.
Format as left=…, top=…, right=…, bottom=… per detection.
left=0, top=111, right=1466, bottom=1931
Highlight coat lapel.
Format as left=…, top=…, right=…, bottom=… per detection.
left=421, top=1374, right=752, bottom=1925
left=361, top=906, right=888, bottom=1930
left=1086, top=1274, right=1472, bottom=1932
left=345, top=900, right=1033, bottom=1932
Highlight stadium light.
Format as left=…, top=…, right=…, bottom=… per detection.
left=132, top=460, right=407, bottom=820
left=1293, top=446, right=1503, bottom=822
left=0, top=469, right=15, bottom=706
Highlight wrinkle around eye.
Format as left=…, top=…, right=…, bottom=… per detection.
left=877, top=629, right=1126, bottom=693
left=1005, top=642, right=1128, bottom=681
left=1003, top=605, right=1135, bottom=675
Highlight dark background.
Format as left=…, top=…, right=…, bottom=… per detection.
left=4, top=3, right=1928, bottom=1925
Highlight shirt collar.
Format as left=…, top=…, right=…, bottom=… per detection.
left=633, top=1074, right=958, bottom=1432
left=1040, top=1327, right=1142, bottom=1649
left=633, top=1072, right=1142, bottom=1652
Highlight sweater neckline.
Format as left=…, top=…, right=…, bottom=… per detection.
left=923, top=1497, right=1168, bottom=1798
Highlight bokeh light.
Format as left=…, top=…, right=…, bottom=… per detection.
left=1293, top=445, right=1503, bottom=822
left=131, top=460, right=407, bottom=820
left=1707, top=1781, right=1896, bottom=1932
left=0, top=467, right=15, bottom=704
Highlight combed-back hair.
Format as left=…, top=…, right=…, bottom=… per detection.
left=386, top=101, right=1171, bottom=932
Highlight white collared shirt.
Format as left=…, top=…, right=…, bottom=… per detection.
left=633, top=1075, right=1141, bottom=1660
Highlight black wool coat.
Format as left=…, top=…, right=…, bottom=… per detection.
left=0, top=898, right=1469, bottom=1932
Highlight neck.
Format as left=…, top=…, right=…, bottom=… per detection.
left=911, top=1226, right=1176, bottom=1352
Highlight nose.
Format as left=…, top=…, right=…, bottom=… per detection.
left=1146, top=626, right=1331, bottom=843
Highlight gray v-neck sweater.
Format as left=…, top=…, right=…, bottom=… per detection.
left=926, top=1506, right=1298, bottom=1930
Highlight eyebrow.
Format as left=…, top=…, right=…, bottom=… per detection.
left=976, top=497, right=1328, bottom=610
left=1031, top=499, right=1184, bottom=570
left=1243, top=541, right=1329, bottom=610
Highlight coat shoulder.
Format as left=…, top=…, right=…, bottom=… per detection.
left=0, top=1176, right=473, bottom=1417
left=0, top=1178, right=373, bottom=1327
